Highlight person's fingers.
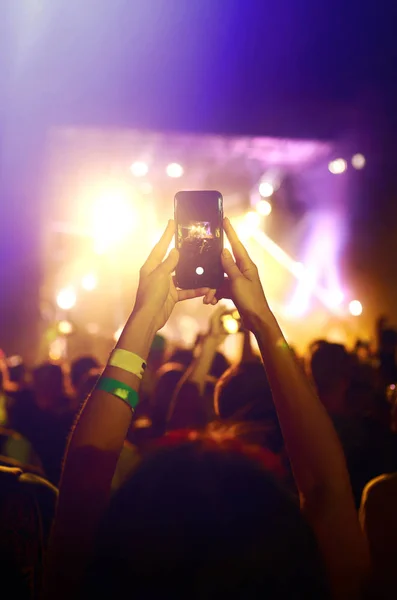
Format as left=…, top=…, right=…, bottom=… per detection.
left=223, top=218, right=254, bottom=273
left=177, top=287, right=210, bottom=302
left=221, top=248, right=242, bottom=281
left=211, top=297, right=218, bottom=305
left=203, top=289, right=217, bottom=305
left=141, top=220, right=175, bottom=275
left=159, top=248, right=179, bottom=274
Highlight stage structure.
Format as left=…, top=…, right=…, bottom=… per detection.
left=40, top=127, right=364, bottom=361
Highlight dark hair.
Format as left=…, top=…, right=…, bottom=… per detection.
left=85, top=435, right=329, bottom=599
left=215, top=362, right=274, bottom=421
left=310, top=342, right=351, bottom=395
left=33, top=362, right=64, bottom=391
left=70, top=356, right=100, bottom=390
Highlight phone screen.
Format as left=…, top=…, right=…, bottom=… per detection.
left=174, top=191, right=223, bottom=289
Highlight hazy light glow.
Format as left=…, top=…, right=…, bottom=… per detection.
left=244, top=211, right=261, bottom=229
left=349, top=300, right=363, bottom=316
left=256, top=199, right=272, bottom=216
left=351, top=153, right=366, bottom=170
left=259, top=181, right=274, bottom=198
left=222, top=314, right=239, bottom=335
left=58, top=320, right=74, bottom=335
left=93, top=190, right=137, bottom=254
left=82, top=273, right=97, bottom=291
left=328, top=158, right=347, bottom=174
left=166, top=162, right=184, bottom=178
left=130, top=161, right=149, bottom=177
left=56, top=287, right=77, bottom=310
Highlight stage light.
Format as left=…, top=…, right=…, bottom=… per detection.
left=56, top=287, right=77, bottom=310
left=222, top=314, right=239, bottom=335
left=49, top=338, right=66, bottom=361
left=256, top=199, right=272, bottom=216
left=82, top=273, right=97, bottom=291
left=328, top=289, right=344, bottom=307
left=57, top=320, right=74, bottom=335
left=328, top=158, right=347, bottom=174
left=114, top=326, right=123, bottom=342
left=259, top=181, right=274, bottom=198
left=130, top=161, right=149, bottom=177
left=166, top=163, right=184, bottom=178
left=244, top=211, right=261, bottom=229
left=93, top=190, right=137, bottom=254
left=349, top=300, right=363, bottom=316
left=351, top=153, right=366, bottom=170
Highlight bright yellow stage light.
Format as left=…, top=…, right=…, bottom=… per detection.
left=58, top=320, right=74, bottom=335
left=82, top=273, right=97, bottom=291
left=92, top=190, right=137, bottom=254
left=222, top=314, right=239, bottom=334
left=256, top=199, right=272, bottom=216
left=56, top=287, right=77, bottom=310
left=349, top=300, right=363, bottom=316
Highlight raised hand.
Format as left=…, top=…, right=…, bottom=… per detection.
left=134, top=220, right=210, bottom=332
left=204, top=218, right=271, bottom=331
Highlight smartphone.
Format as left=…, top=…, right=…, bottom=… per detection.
left=174, top=190, right=224, bottom=289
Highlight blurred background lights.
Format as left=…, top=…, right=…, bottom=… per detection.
left=93, top=190, right=137, bottom=254
left=166, top=162, right=184, bottom=178
left=56, top=286, right=77, bottom=310
left=351, top=153, right=366, bottom=170
left=259, top=181, right=274, bottom=198
left=328, top=158, right=347, bottom=174
left=57, top=320, right=74, bottom=335
left=244, top=211, right=261, bottom=229
left=349, top=299, right=363, bottom=316
left=82, top=273, right=97, bottom=291
left=222, top=314, right=239, bottom=335
left=256, top=199, right=272, bottom=216
left=130, top=161, right=149, bottom=177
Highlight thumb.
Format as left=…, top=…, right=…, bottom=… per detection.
left=221, top=248, right=241, bottom=280
left=160, top=248, right=179, bottom=274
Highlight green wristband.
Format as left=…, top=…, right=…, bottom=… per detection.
left=98, top=377, right=139, bottom=411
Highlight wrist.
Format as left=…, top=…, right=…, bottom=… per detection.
left=117, top=308, right=157, bottom=359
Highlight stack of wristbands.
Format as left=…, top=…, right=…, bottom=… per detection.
left=98, top=349, right=146, bottom=411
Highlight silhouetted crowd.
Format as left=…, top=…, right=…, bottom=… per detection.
left=1, top=221, right=397, bottom=599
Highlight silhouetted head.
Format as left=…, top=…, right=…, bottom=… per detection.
left=70, top=356, right=100, bottom=393
left=310, top=342, right=352, bottom=414
left=86, top=434, right=328, bottom=599
left=32, top=362, right=65, bottom=411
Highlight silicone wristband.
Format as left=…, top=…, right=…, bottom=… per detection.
left=98, top=377, right=139, bottom=411
left=109, top=349, right=146, bottom=379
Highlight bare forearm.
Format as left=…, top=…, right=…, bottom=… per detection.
left=188, top=338, right=218, bottom=394
left=251, top=310, right=351, bottom=498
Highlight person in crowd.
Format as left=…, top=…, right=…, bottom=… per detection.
left=70, top=355, right=100, bottom=406
left=376, top=316, right=397, bottom=386
left=360, top=471, right=397, bottom=599
left=10, top=363, right=74, bottom=484
left=45, top=218, right=369, bottom=600
left=310, top=342, right=397, bottom=507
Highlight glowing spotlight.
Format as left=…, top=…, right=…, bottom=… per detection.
left=328, top=158, right=347, bottom=175
left=244, top=211, right=261, bottom=229
left=130, top=161, right=149, bottom=177
left=56, top=287, right=77, bottom=310
left=49, top=338, right=66, bottom=361
left=93, top=190, right=137, bottom=254
left=349, top=300, right=363, bottom=316
left=57, top=320, right=74, bottom=335
left=166, top=163, right=184, bottom=178
left=328, top=289, right=345, bottom=307
left=114, top=326, right=123, bottom=342
left=221, top=314, right=239, bottom=335
left=82, top=273, right=97, bottom=291
left=259, top=181, right=274, bottom=198
left=256, top=199, right=272, bottom=216
left=351, top=153, right=366, bottom=170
